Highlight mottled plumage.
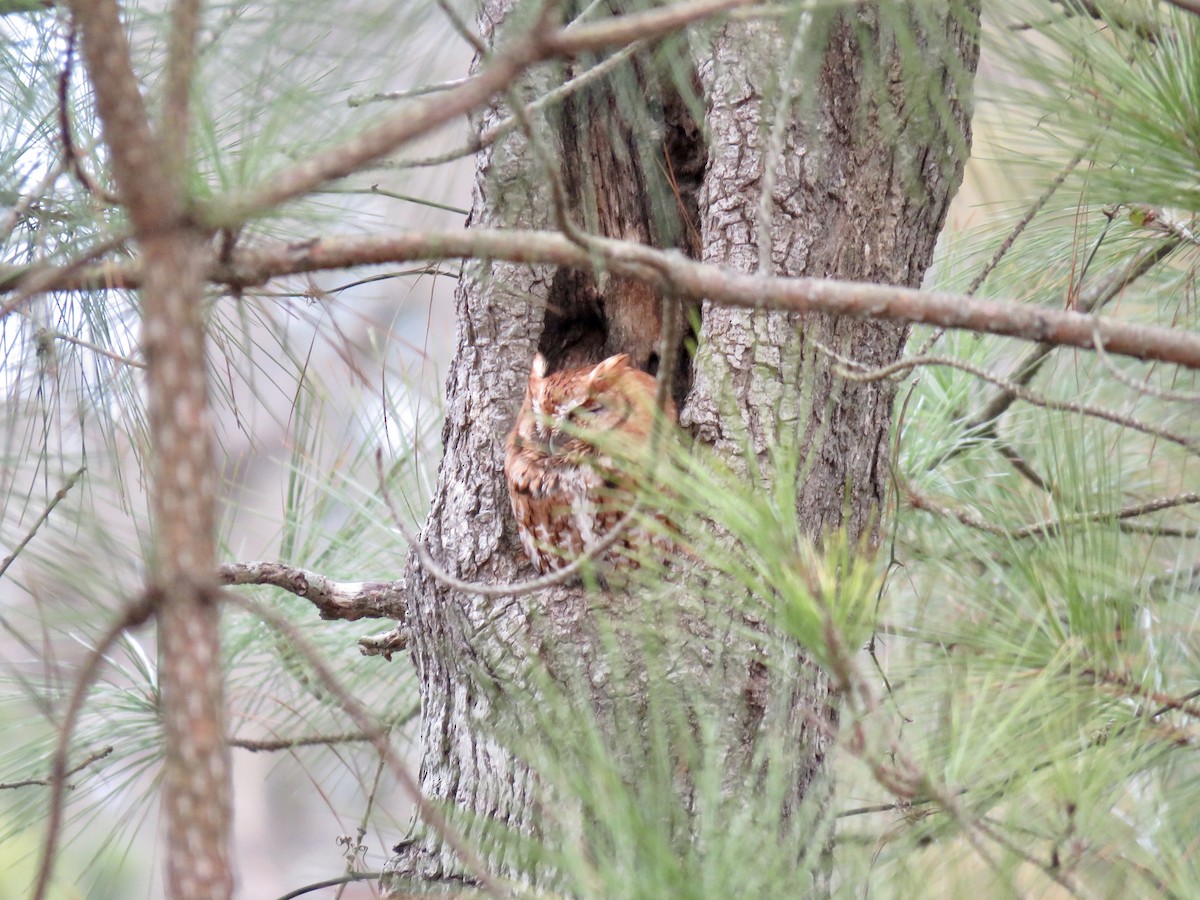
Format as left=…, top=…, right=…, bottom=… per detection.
left=505, top=353, right=676, bottom=573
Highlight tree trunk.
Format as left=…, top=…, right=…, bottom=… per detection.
left=384, top=1, right=981, bottom=889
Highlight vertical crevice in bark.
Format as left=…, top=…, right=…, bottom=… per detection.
left=682, top=0, right=982, bottom=837
left=686, top=3, right=980, bottom=521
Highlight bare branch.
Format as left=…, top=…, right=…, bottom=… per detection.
left=214, top=0, right=756, bottom=223
left=6, top=229, right=1200, bottom=371
left=218, top=561, right=400, bottom=620
left=230, top=733, right=370, bottom=753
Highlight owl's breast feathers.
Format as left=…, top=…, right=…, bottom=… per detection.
left=501, top=434, right=609, bottom=571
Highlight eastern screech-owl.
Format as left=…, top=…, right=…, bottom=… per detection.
left=505, top=352, right=677, bottom=573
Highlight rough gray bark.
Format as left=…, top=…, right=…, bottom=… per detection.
left=384, top=1, right=981, bottom=890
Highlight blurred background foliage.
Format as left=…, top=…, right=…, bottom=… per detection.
left=0, top=0, right=1198, bottom=897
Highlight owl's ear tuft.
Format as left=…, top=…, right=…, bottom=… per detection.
left=587, top=353, right=631, bottom=389
left=531, top=353, right=548, bottom=379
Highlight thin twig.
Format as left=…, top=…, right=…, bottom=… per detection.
left=0, top=745, right=112, bottom=790
left=57, top=21, right=119, bottom=206
left=223, top=592, right=505, bottom=897
left=1092, top=324, right=1200, bottom=403
left=906, top=486, right=1200, bottom=540
left=275, top=871, right=383, bottom=900
left=0, top=466, right=88, bottom=664
left=1116, top=522, right=1199, bottom=539
left=0, top=467, right=87, bottom=582
left=868, top=376, right=921, bottom=722
left=28, top=323, right=145, bottom=368
left=376, top=449, right=642, bottom=597
left=1089, top=669, right=1200, bottom=721
left=838, top=353, right=1199, bottom=455
left=394, top=41, right=646, bottom=170
left=314, top=186, right=469, bottom=216
left=32, top=592, right=158, bottom=900
left=992, top=438, right=1053, bottom=493
left=838, top=801, right=910, bottom=819
left=335, top=748, right=388, bottom=900
left=1150, top=688, right=1200, bottom=720
left=349, top=77, right=472, bottom=107
left=914, top=145, right=1088, bottom=357
left=974, top=816, right=1083, bottom=899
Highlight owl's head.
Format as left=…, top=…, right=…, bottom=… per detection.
left=517, top=352, right=672, bottom=458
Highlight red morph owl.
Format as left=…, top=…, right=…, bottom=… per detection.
left=505, top=353, right=677, bottom=573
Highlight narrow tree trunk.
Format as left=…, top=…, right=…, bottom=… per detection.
left=384, top=2, right=980, bottom=889
left=67, top=2, right=234, bottom=896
